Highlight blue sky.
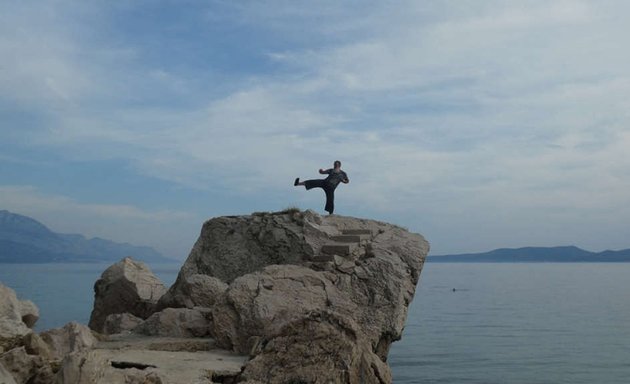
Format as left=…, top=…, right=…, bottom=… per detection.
left=2, top=1, right=630, bottom=259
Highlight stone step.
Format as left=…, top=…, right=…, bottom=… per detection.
left=329, top=235, right=364, bottom=243
left=311, top=254, right=334, bottom=262
left=321, top=243, right=357, bottom=256
left=340, top=229, right=373, bottom=236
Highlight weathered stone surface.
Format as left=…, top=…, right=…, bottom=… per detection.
left=55, top=335, right=247, bottom=384
left=21, top=333, right=53, bottom=361
left=179, top=210, right=429, bottom=383
left=239, top=312, right=390, bottom=384
left=0, top=346, right=52, bottom=384
left=211, top=265, right=353, bottom=352
left=18, top=301, right=39, bottom=330
left=103, top=313, right=144, bottom=335
left=157, top=274, right=227, bottom=310
left=88, top=257, right=167, bottom=333
left=134, top=308, right=212, bottom=338
left=0, top=361, right=18, bottom=384
left=22, top=209, right=426, bottom=384
left=172, top=210, right=330, bottom=284
left=0, top=284, right=35, bottom=351
left=40, top=322, right=97, bottom=360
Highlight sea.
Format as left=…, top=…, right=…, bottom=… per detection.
left=1, top=262, right=629, bottom=383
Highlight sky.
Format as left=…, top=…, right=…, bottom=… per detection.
left=2, top=0, right=630, bottom=259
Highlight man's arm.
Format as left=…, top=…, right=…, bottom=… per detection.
left=342, top=172, right=349, bottom=183
left=319, top=168, right=331, bottom=174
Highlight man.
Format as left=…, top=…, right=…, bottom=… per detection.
left=294, top=160, right=349, bottom=215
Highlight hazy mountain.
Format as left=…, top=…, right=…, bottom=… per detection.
left=429, top=246, right=630, bottom=262
left=0, top=210, right=174, bottom=263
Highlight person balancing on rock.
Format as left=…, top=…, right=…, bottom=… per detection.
left=294, top=160, right=349, bottom=215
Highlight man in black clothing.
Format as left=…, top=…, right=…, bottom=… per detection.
left=294, top=160, right=349, bottom=214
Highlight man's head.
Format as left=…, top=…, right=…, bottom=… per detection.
left=334, top=160, right=341, bottom=168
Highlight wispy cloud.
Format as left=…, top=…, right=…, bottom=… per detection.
left=2, top=1, right=630, bottom=253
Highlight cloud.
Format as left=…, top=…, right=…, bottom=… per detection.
left=3, top=1, right=630, bottom=254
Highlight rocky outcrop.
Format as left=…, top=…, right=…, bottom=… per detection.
left=173, top=210, right=328, bottom=284
left=0, top=284, right=56, bottom=383
left=88, top=257, right=167, bottom=333
left=0, top=283, right=38, bottom=352
left=169, top=210, right=429, bottom=382
left=0, top=346, right=54, bottom=384
left=39, top=322, right=97, bottom=361
left=1, top=209, right=428, bottom=384
left=0, top=287, right=99, bottom=384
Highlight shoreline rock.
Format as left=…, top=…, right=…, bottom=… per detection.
left=0, top=209, right=429, bottom=383
left=88, top=257, right=167, bottom=333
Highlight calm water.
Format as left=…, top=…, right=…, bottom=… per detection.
left=1, top=262, right=629, bottom=383
left=390, top=263, right=630, bottom=384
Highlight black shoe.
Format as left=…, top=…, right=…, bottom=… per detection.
left=294, top=178, right=300, bottom=186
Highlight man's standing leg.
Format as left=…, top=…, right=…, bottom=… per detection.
left=324, top=187, right=335, bottom=214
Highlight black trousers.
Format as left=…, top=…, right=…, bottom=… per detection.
left=304, top=179, right=336, bottom=214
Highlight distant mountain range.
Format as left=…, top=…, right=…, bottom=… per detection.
left=0, top=210, right=174, bottom=263
left=429, top=246, right=630, bottom=262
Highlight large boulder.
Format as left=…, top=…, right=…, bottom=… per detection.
left=175, top=210, right=429, bottom=383
left=39, top=322, right=97, bottom=360
left=134, top=308, right=212, bottom=338
left=0, top=283, right=38, bottom=352
left=88, top=257, right=167, bottom=333
left=157, top=274, right=227, bottom=310
left=172, top=210, right=328, bottom=285
left=238, top=312, right=391, bottom=384
left=103, top=313, right=144, bottom=335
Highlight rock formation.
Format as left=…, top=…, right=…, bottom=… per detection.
left=0, top=283, right=97, bottom=384
left=201, top=210, right=427, bottom=383
left=0, top=283, right=39, bottom=353
left=88, top=257, right=167, bottom=333
left=0, top=209, right=429, bottom=383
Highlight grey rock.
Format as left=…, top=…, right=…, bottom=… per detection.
left=21, top=333, right=53, bottom=361
left=173, top=210, right=328, bottom=285
left=0, top=346, right=51, bottom=384
left=55, top=335, right=247, bottom=384
left=0, top=361, right=17, bottom=384
left=157, top=274, right=227, bottom=310
left=134, top=308, right=212, bottom=338
left=39, top=322, right=97, bottom=360
left=0, top=283, right=35, bottom=351
left=180, top=210, right=429, bottom=383
left=239, top=312, right=390, bottom=384
left=88, top=257, right=167, bottom=332
left=103, top=313, right=144, bottom=335
left=18, top=301, right=38, bottom=330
